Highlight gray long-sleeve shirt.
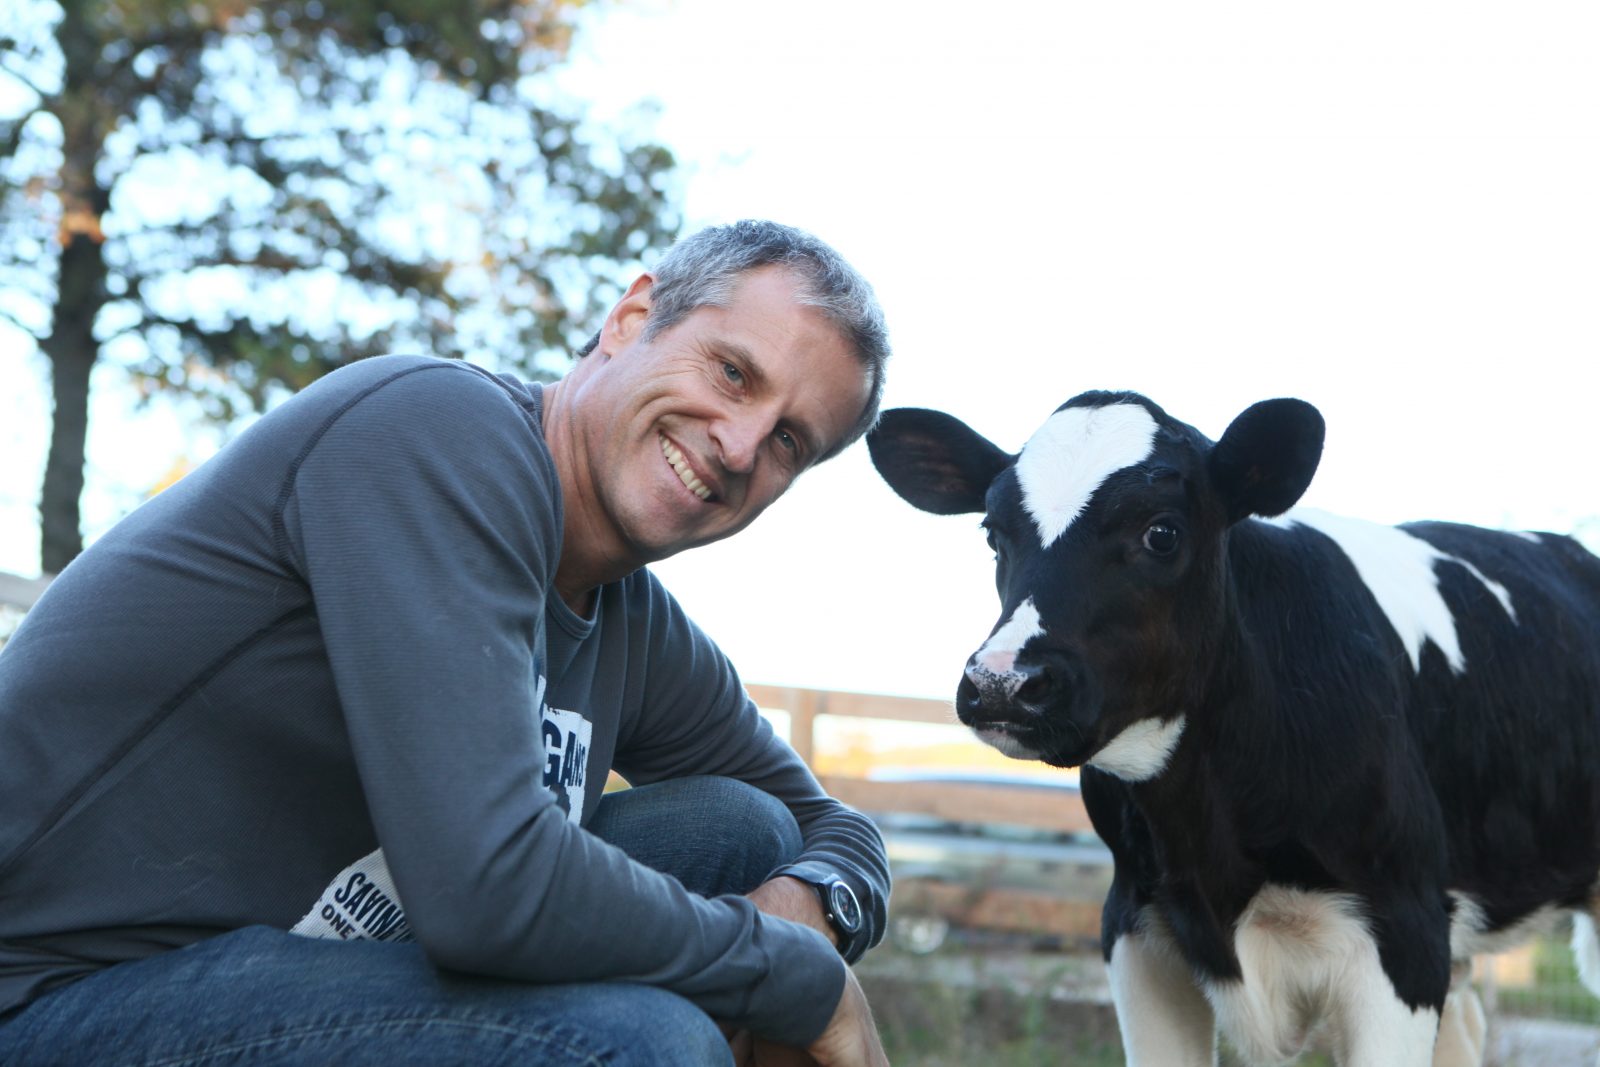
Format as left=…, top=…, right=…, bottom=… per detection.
left=0, top=355, right=889, bottom=1045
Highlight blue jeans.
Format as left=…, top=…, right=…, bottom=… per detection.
left=0, top=776, right=803, bottom=1066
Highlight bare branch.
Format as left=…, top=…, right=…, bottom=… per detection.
left=0, top=301, right=39, bottom=336
left=0, top=53, right=51, bottom=101
left=100, top=25, right=212, bottom=85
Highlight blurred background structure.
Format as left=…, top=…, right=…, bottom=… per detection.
left=5, top=2, right=1600, bottom=1063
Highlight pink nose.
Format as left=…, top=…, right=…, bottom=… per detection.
left=971, top=649, right=1018, bottom=676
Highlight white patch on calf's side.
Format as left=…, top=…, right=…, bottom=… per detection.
left=1448, top=891, right=1565, bottom=959
left=1572, top=912, right=1600, bottom=999
left=1205, top=885, right=1438, bottom=1066
left=1087, top=714, right=1186, bottom=781
left=1015, top=403, right=1158, bottom=548
left=1442, top=552, right=1517, bottom=624
left=1266, top=508, right=1518, bottom=675
left=1108, top=922, right=1217, bottom=1066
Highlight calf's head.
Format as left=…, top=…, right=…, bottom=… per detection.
left=868, top=391, right=1324, bottom=778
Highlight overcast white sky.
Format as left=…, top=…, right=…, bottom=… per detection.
left=4, top=0, right=1598, bottom=700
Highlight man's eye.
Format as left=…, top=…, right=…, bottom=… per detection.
left=721, top=362, right=743, bottom=385
left=776, top=429, right=797, bottom=453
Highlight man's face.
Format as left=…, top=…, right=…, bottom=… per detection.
left=577, top=265, right=870, bottom=565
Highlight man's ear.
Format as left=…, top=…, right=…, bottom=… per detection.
left=1208, top=398, right=1325, bottom=523
left=597, top=273, right=655, bottom=355
left=867, top=408, right=1013, bottom=515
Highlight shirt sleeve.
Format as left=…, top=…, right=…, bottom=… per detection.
left=279, top=361, right=845, bottom=1046
left=614, top=573, right=892, bottom=960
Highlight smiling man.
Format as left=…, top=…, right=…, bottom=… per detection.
left=0, top=221, right=892, bottom=1067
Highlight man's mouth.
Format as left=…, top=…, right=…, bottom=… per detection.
left=659, top=435, right=714, bottom=502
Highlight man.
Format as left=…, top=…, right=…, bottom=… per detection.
left=0, top=221, right=893, bottom=1066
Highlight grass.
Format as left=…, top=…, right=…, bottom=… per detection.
left=1494, top=934, right=1600, bottom=1025
left=868, top=965, right=1124, bottom=1066
left=860, top=937, right=1351, bottom=1066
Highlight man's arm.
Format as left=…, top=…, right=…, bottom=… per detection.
left=283, top=360, right=847, bottom=1047
left=612, top=573, right=892, bottom=961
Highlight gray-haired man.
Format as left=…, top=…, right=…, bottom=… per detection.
left=0, top=221, right=893, bottom=1066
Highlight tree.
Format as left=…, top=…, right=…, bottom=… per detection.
left=0, top=0, right=679, bottom=573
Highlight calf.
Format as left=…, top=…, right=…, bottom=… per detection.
left=868, top=391, right=1600, bottom=1066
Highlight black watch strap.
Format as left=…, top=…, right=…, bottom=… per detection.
left=774, top=863, right=867, bottom=962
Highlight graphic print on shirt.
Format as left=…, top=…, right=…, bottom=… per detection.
left=289, top=847, right=414, bottom=941
left=541, top=705, right=592, bottom=823
left=291, top=679, right=593, bottom=941
left=534, top=668, right=593, bottom=825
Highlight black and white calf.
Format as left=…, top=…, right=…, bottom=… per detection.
left=868, top=392, right=1600, bottom=1066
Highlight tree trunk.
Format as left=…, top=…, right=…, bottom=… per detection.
left=37, top=6, right=110, bottom=575
left=39, top=235, right=101, bottom=573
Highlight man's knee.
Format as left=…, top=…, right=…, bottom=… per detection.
left=578, top=985, right=732, bottom=1067
left=588, top=776, right=802, bottom=896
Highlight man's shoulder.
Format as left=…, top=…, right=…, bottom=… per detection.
left=306, top=355, right=535, bottom=410
left=265, top=356, right=545, bottom=461
left=612, top=567, right=727, bottom=661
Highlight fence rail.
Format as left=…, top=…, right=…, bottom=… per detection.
left=0, top=570, right=51, bottom=611
left=745, top=682, right=1104, bottom=944
left=746, top=683, right=1093, bottom=837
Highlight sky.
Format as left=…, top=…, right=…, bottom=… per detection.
left=3, top=0, right=1599, bottom=700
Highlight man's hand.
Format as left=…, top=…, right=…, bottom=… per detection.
left=728, top=879, right=888, bottom=1067
left=746, top=875, right=837, bottom=948
left=726, top=969, right=888, bottom=1067
left=797, top=966, right=888, bottom=1067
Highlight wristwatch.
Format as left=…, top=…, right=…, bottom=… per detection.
left=776, top=863, right=866, bottom=962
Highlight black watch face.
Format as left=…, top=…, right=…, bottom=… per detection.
left=828, top=881, right=863, bottom=933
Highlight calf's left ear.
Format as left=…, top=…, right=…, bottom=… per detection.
left=1208, top=398, right=1325, bottom=523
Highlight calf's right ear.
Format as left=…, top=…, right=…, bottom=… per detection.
left=867, top=408, right=1012, bottom=515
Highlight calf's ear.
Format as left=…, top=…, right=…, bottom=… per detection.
left=867, top=408, right=1012, bottom=515
left=1209, top=398, right=1325, bottom=522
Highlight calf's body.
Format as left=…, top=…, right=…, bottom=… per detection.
left=868, top=392, right=1600, bottom=1065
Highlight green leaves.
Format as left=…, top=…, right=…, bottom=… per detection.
left=4, top=0, right=680, bottom=567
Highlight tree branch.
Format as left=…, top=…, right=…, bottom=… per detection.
left=0, top=301, right=39, bottom=337
left=0, top=52, right=51, bottom=101
left=0, top=110, right=38, bottom=161
left=101, top=25, right=212, bottom=84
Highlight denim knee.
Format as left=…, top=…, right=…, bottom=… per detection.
left=587, top=776, right=802, bottom=897
left=581, top=985, right=733, bottom=1067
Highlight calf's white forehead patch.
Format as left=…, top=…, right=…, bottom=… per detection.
left=1265, top=508, right=1518, bottom=675
left=1015, top=403, right=1159, bottom=548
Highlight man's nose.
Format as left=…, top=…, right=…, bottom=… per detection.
left=709, top=414, right=768, bottom=474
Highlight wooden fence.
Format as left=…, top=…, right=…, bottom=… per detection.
left=745, top=683, right=1107, bottom=946
left=0, top=570, right=51, bottom=611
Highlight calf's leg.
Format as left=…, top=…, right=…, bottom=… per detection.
left=1431, top=973, right=1486, bottom=1067
left=1107, top=929, right=1217, bottom=1067
left=1329, top=899, right=1450, bottom=1067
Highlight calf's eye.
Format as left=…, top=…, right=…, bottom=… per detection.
left=1143, top=523, right=1180, bottom=556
